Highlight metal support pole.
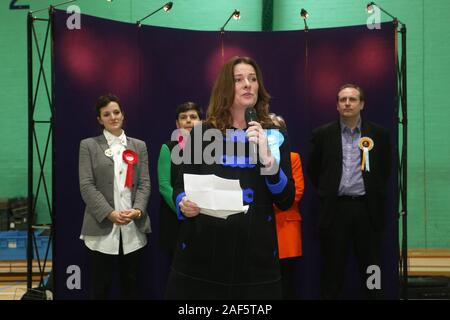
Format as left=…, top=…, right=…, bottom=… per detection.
left=400, top=24, right=408, bottom=300
left=27, top=12, right=34, bottom=290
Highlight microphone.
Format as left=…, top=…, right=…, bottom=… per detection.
left=245, top=107, right=258, bottom=157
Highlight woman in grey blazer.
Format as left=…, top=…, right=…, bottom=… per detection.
left=79, top=94, right=151, bottom=299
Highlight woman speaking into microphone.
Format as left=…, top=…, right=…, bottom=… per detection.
left=78, top=94, right=151, bottom=299
left=166, top=56, right=295, bottom=300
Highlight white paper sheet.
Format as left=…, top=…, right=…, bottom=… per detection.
left=184, top=174, right=248, bottom=219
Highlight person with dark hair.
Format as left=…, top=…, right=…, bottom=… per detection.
left=79, top=94, right=151, bottom=299
left=307, top=84, right=391, bottom=299
left=158, top=102, right=203, bottom=259
left=175, top=101, right=203, bottom=125
left=269, top=113, right=304, bottom=300
left=165, top=56, right=295, bottom=300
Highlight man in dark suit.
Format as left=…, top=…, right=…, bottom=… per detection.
left=308, top=84, right=391, bottom=299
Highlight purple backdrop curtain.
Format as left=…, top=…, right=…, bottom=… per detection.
left=53, top=10, right=398, bottom=299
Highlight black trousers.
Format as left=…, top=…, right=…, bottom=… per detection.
left=280, top=257, right=300, bottom=300
left=89, top=237, right=143, bottom=300
left=319, top=197, right=383, bottom=299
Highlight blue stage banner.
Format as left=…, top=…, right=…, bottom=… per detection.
left=53, top=9, right=398, bottom=299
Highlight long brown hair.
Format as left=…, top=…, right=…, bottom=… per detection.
left=206, top=56, right=272, bottom=133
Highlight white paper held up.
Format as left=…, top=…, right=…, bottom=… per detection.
left=183, top=174, right=249, bottom=219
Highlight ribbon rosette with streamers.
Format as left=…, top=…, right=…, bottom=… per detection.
left=358, top=137, right=374, bottom=172
left=122, top=149, right=138, bottom=188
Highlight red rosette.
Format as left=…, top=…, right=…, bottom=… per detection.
left=122, top=149, right=138, bottom=188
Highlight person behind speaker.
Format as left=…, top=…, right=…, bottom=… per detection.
left=158, top=102, right=203, bottom=260
left=269, top=113, right=305, bottom=300
left=165, top=56, right=295, bottom=299
left=79, top=94, right=151, bottom=299
left=307, top=84, right=391, bottom=299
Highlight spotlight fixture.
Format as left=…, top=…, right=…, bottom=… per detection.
left=300, top=8, right=309, bottom=31
left=220, top=9, right=241, bottom=33
left=365, top=2, right=405, bottom=26
left=163, top=2, right=173, bottom=12
left=300, top=8, right=309, bottom=20
left=233, top=9, right=241, bottom=20
left=136, top=1, right=173, bottom=28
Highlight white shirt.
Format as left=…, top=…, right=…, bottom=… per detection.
left=81, top=129, right=147, bottom=255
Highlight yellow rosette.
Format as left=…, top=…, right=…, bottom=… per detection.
left=359, top=137, right=374, bottom=172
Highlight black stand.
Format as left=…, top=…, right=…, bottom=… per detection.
left=394, top=20, right=408, bottom=300
left=26, top=5, right=55, bottom=298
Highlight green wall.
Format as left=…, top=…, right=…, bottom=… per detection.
left=1, top=0, right=449, bottom=248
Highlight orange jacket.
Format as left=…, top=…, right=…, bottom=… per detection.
left=275, top=152, right=304, bottom=259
